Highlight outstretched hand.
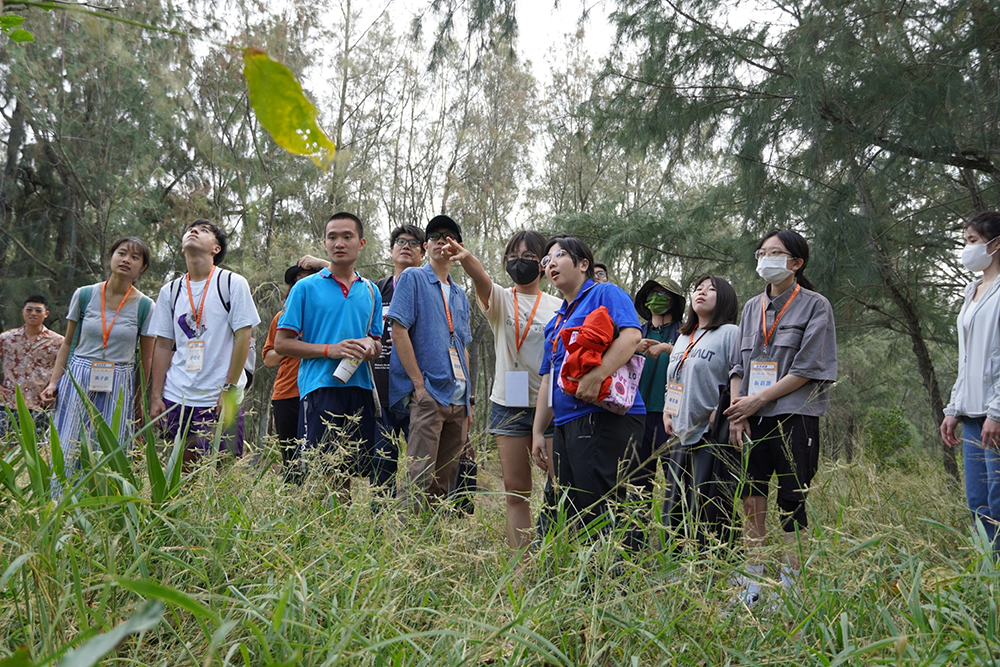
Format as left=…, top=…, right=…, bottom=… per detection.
left=442, top=237, right=470, bottom=263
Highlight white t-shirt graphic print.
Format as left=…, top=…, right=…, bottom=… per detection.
left=152, top=270, right=261, bottom=407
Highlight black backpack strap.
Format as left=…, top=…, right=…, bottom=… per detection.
left=216, top=268, right=233, bottom=313
left=169, top=277, right=183, bottom=351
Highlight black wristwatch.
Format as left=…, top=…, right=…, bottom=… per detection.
left=222, top=383, right=237, bottom=392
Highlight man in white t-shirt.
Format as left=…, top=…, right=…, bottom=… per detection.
left=149, top=219, right=261, bottom=464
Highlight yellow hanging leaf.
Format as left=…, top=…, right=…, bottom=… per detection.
left=243, top=49, right=336, bottom=169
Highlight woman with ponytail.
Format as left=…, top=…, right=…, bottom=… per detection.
left=725, top=229, right=837, bottom=606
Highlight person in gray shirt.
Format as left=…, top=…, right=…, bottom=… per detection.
left=662, top=275, right=739, bottom=541
left=725, top=229, right=837, bottom=607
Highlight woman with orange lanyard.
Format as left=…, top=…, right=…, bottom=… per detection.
left=42, top=237, right=155, bottom=468
left=662, top=275, right=739, bottom=539
left=531, top=234, right=645, bottom=539
left=725, top=230, right=836, bottom=606
left=446, top=230, right=561, bottom=554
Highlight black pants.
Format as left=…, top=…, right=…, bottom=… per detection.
left=552, top=411, right=644, bottom=533
left=272, top=396, right=301, bottom=482
left=663, top=437, right=739, bottom=545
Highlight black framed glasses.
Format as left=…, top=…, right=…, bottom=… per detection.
left=393, top=237, right=422, bottom=249
left=506, top=252, right=540, bottom=263
left=427, top=231, right=458, bottom=242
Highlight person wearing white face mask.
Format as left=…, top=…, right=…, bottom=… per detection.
left=725, top=229, right=837, bottom=607
left=941, top=211, right=1000, bottom=556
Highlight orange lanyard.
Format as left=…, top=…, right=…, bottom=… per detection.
left=761, top=283, right=801, bottom=349
left=186, top=265, right=216, bottom=333
left=674, top=328, right=708, bottom=375
left=440, top=282, right=454, bottom=336
left=512, top=288, right=542, bottom=359
left=100, top=281, right=134, bottom=350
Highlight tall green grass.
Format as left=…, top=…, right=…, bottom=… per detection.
left=0, top=386, right=995, bottom=665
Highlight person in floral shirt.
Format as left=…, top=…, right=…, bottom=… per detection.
left=0, top=295, right=63, bottom=437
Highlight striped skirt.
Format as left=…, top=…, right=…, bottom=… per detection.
left=53, top=355, right=137, bottom=464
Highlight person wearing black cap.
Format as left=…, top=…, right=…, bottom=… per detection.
left=626, top=276, right=685, bottom=547
left=387, top=214, right=473, bottom=511
left=261, top=263, right=321, bottom=482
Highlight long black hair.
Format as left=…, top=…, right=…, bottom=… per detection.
left=756, top=229, right=815, bottom=290
left=679, top=275, right=739, bottom=335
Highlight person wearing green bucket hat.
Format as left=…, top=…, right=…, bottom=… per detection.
left=626, top=276, right=686, bottom=548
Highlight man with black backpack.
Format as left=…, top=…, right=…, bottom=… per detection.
left=149, top=219, right=260, bottom=463
left=274, top=212, right=382, bottom=498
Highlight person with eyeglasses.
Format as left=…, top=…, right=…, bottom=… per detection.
left=42, top=238, right=155, bottom=471
left=941, top=211, right=1000, bottom=557
left=725, top=229, right=837, bottom=606
left=388, top=215, right=473, bottom=512
left=593, top=263, right=610, bottom=283
left=662, top=275, right=739, bottom=543
left=532, top=235, right=646, bottom=541
left=444, top=229, right=561, bottom=554
left=0, top=295, right=63, bottom=440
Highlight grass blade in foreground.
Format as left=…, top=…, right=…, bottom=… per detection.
left=55, top=600, right=164, bottom=667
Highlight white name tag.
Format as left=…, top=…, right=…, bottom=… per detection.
left=548, top=370, right=554, bottom=408
left=449, top=347, right=466, bottom=381
left=505, top=370, right=530, bottom=407
left=186, top=340, right=205, bottom=372
left=749, top=359, right=778, bottom=396
left=88, top=360, right=115, bottom=392
left=664, top=381, right=684, bottom=416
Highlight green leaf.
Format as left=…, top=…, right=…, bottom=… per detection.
left=0, top=15, right=25, bottom=31
left=8, top=29, right=34, bottom=44
left=56, top=601, right=164, bottom=667
left=0, top=553, right=36, bottom=591
left=0, top=647, right=32, bottom=667
left=243, top=49, right=336, bottom=169
left=114, top=577, right=221, bottom=625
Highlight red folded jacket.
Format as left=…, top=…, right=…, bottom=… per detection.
left=559, top=305, right=616, bottom=402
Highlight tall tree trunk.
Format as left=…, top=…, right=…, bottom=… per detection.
left=857, top=178, right=959, bottom=482
left=0, top=99, right=26, bottom=280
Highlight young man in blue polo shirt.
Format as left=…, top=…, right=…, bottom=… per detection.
left=274, top=212, right=382, bottom=494
left=388, top=215, right=472, bottom=511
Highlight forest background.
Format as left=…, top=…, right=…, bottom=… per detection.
left=3, top=0, right=993, bottom=476
left=1, top=0, right=1000, bottom=664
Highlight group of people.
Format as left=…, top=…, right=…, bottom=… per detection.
left=5, top=209, right=1000, bottom=605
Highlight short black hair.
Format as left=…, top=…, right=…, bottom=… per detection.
left=504, top=230, right=547, bottom=260
left=544, top=234, right=596, bottom=280
left=756, top=229, right=814, bottom=291
left=327, top=212, right=364, bottom=238
left=23, top=295, right=48, bottom=308
left=679, top=275, right=739, bottom=335
left=390, top=224, right=425, bottom=248
left=186, top=219, right=228, bottom=265
left=108, top=236, right=151, bottom=274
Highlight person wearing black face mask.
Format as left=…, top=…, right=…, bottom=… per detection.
left=445, top=230, right=561, bottom=559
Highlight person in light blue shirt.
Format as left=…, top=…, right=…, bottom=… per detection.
left=276, top=212, right=382, bottom=494
left=388, top=214, right=472, bottom=511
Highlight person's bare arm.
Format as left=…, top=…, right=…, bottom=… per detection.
left=149, top=336, right=174, bottom=419
left=273, top=329, right=371, bottom=361
left=444, top=238, right=493, bottom=308
left=532, top=374, right=554, bottom=472
left=40, top=321, right=76, bottom=405
left=391, top=321, right=425, bottom=400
